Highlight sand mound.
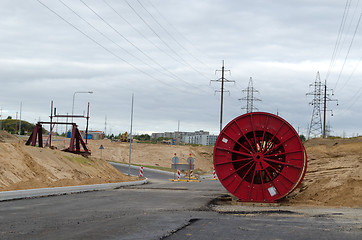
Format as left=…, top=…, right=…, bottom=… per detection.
left=286, top=137, right=362, bottom=207
left=0, top=130, right=20, bottom=143
left=0, top=132, right=137, bottom=191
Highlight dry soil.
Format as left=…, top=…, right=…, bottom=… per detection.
left=0, top=131, right=361, bottom=207
left=0, top=131, right=137, bottom=191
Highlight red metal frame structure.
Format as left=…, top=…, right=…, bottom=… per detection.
left=26, top=123, right=44, bottom=147
left=26, top=101, right=91, bottom=155
left=213, top=112, right=307, bottom=202
left=63, top=123, right=90, bottom=154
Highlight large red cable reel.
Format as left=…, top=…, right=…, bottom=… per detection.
left=213, top=112, right=307, bottom=202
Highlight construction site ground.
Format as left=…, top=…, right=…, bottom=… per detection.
left=0, top=130, right=361, bottom=208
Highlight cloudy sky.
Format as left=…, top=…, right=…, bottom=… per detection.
left=1, top=0, right=362, bottom=137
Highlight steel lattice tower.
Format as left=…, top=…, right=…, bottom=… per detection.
left=239, top=77, right=261, bottom=113
left=307, top=72, right=323, bottom=139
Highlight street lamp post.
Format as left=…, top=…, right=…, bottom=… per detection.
left=71, top=91, right=93, bottom=123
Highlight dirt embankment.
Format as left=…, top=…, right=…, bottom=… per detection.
left=1, top=130, right=361, bottom=207
left=0, top=131, right=137, bottom=191
left=286, top=137, right=362, bottom=207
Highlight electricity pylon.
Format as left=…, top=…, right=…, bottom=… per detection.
left=307, top=72, right=338, bottom=139
left=239, top=77, right=261, bottom=113
left=307, top=72, right=323, bottom=139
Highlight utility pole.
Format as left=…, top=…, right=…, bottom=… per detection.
left=307, top=72, right=337, bottom=139
left=18, top=101, right=22, bottom=136
left=325, top=122, right=332, bottom=137
left=104, top=115, right=107, bottom=137
left=0, top=107, right=2, bottom=130
left=177, top=120, right=180, bottom=144
left=322, top=79, right=338, bottom=138
left=128, top=93, right=134, bottom=176
left=323, top=82, right=327, bottom=138
left=15, top=112, right=18, bottom=134
left=211, top=60, right=234, bottom=133
left=65, top=113, right=68, bottom=134
left=240, top=77, right=261, bottom=113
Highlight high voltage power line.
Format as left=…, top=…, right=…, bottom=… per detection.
left=323, top=0, right=362, bottom=120
left=333, top=12, right=362, bottom=91
left=326, top=0, right=361, bottom=93
left=58, top=0, right=175, bottom=80
left=102, top=0, right=211, bottom=94
left=137, top=0, right=210, bottom=70
left=79, top=0, right=207, bottom=92
left=37, top=0, right=212, bottom=95
left=124, top=0, right=186, bottom=66
left=146, top=0, right=213, bottom=70
left=35, top=1, right=144, bottom=76
left=102, top=0, right=188, bottom=70
left=102, top=0, right=187, bottom=68
left=335, top=0, right=360, bottom=59
left=346, top=85, right=362, bottom=109
left=325, top=0, right=351, bottom=81
left=124, top=0, right=210, bottom=80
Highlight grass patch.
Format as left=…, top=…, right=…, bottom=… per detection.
left=135, top=141, right=153, bottom=144
left=327, top=136, right=342, bottom=139
left=187, top=144, right=203, bottom=147
left=64, top=155, right=92, bottom=165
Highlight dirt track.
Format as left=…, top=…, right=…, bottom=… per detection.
left=0, top=131, right=361, bottom=207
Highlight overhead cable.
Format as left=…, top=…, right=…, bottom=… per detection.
left=125, top=0, right=210, bottom=80
left=80, top=0, right=210, bottom=93
left=335, top=0, right=360, bottom=59
left=36, top=0, right=185, bottom=90
left=346, top=85, right=362, bottom=109
left=58, top=0, right=169, bottom=77
left=101, top=0, right=210, bottom=93
left=333, top=12, right=362, bottom=91
left=325, top=0, right=351, bottom=81
left=138, top=0, right=210, bottom=69
left=147, top=0, right=213, bottom=68
left=102, top=0, right=186, bottom=69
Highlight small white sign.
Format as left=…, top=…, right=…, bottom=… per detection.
left=268, top=186, right=278, bottom=197
left=222, top=138, right=228, bottom=143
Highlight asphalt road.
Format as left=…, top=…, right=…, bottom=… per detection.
left=110, top=162, right=173, bottom=180
left=0, top=164, right=361, bottom=240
